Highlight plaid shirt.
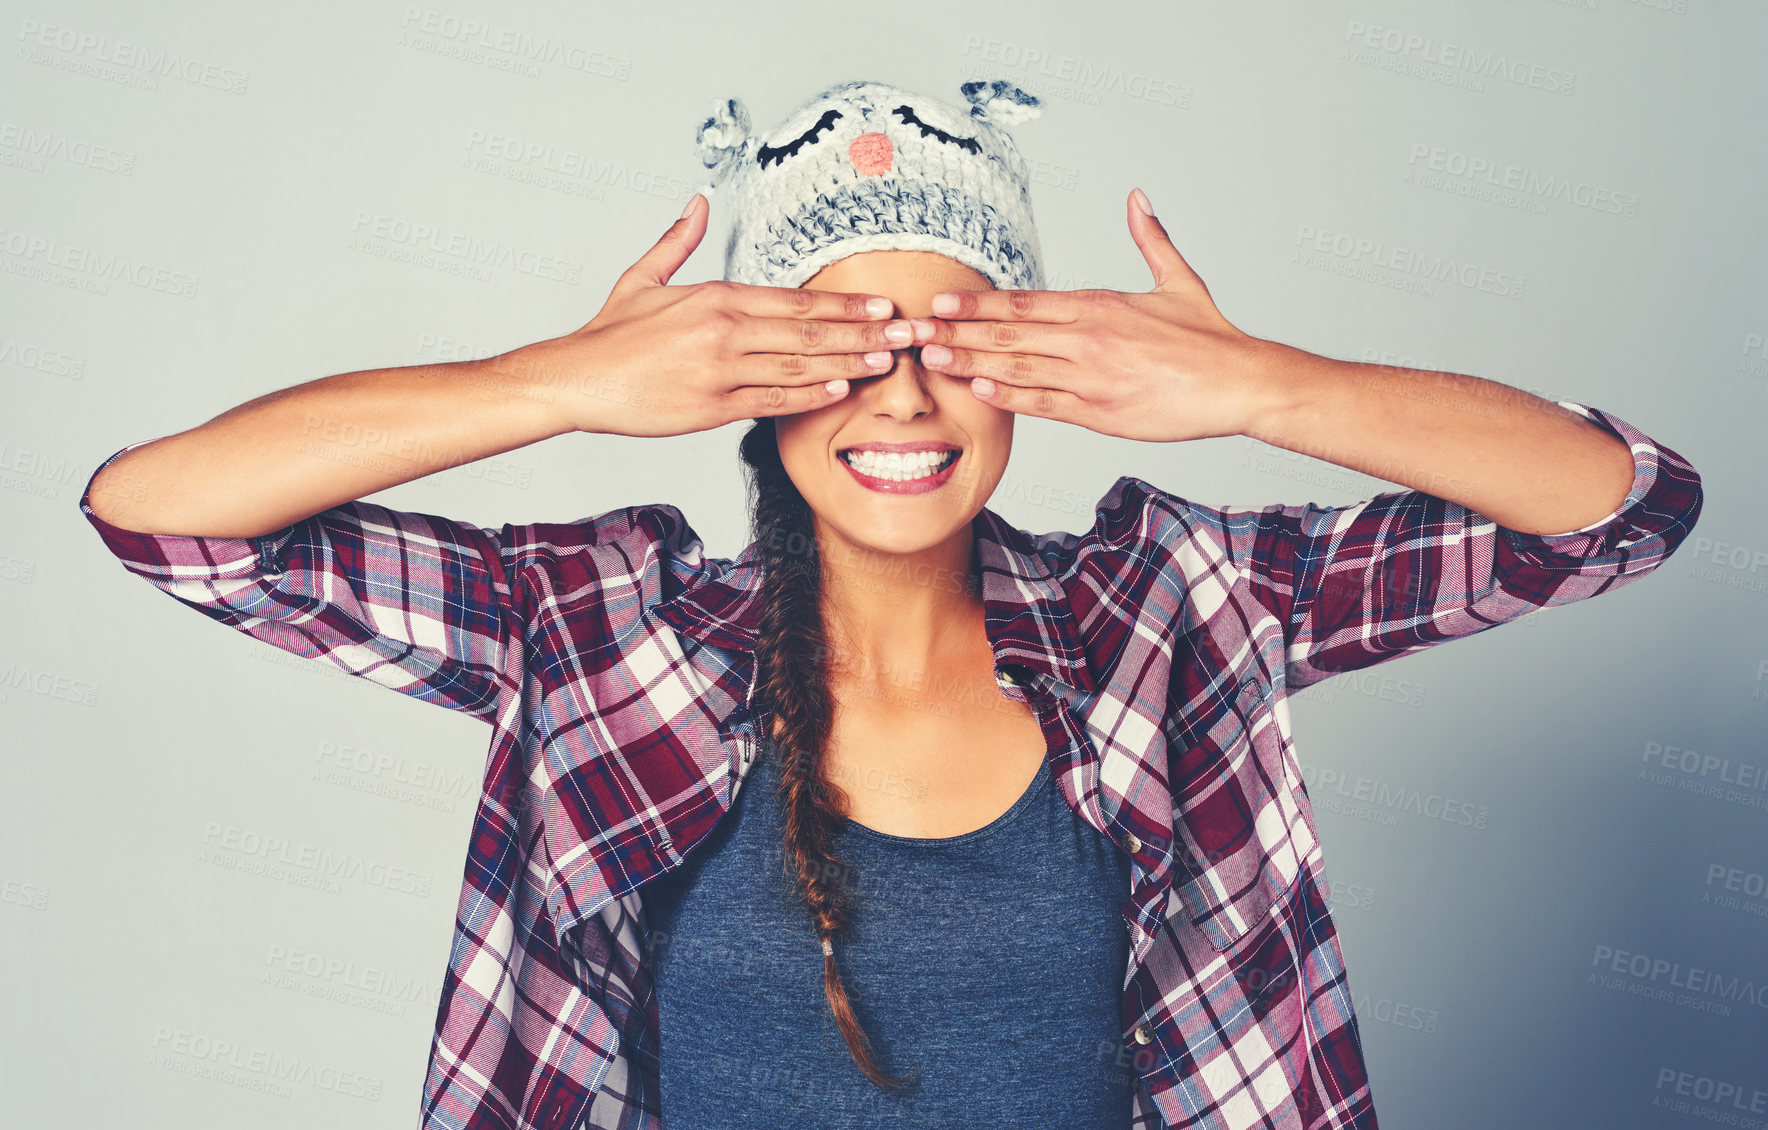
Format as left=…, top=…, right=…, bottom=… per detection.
left=79, top=398, right=1701, bottom=1130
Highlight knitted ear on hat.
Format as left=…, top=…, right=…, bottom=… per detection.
left=693, top=96, right=752, bottom=200
left=962, top=79, right=1042, bottom=125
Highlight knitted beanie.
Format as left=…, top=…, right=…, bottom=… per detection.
left=691, top=78, right=1046, bottom=291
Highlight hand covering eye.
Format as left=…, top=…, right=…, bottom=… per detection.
left=757, top=108, right=844, bottom=169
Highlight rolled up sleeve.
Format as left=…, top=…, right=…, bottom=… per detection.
left=1187, top=399, right=1703, bottom=690
left=79, top=439, right=522, bottom=721
left=1492, top=399, right=1705, bottom=575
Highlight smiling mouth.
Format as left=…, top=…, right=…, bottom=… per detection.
left=836, top=448, right=962, bottom=481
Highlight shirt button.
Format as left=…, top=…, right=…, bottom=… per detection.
left=1134, top=1023, right=1154, bottom=1045
left=1124, top=833, right=1142, bottom=853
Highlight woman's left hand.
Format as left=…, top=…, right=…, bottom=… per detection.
left=910, top=189, right=1293, bottom=444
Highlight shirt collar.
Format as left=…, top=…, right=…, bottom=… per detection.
left=651, top=504, right=1098, bottom=696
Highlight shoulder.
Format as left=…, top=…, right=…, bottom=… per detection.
left=499, top=501, right=726, bottom=602
left=1032, top=475, right=1264, bottom=632
left=1024, top=474, right=1233, bottom=568
left=501, top=501, right=704, bottom=561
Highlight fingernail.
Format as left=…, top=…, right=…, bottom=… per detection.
left=680, top=194, right=699, bottom=219
left=1131, top=187, right=1154, bottom=216
left=972, top=377, right=995, bottom=397
left=931, top=293, right=959, bottom=316
left=864, top=352, right=893, bottom=368
left=884, top=321, right=913, bottom=344
left=865, top=297, right=892, bottom=318
left=922, top=343, right=952, bottom=366
left=825, top=379, right=848, bottom=395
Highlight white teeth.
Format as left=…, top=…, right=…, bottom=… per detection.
left=841, top=449, right=957, bottom=482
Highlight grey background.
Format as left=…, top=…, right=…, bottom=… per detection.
left=4, top=1, right=1764, bottom=1126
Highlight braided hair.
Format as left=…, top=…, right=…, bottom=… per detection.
left=735, top=415, right=918, bottom=1094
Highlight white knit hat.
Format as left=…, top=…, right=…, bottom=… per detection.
left=692, top=78, right=1046, bottom=291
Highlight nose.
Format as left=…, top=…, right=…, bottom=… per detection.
left=863, top=349, right=939, bottom=420
left=849, top=131, right=892, bottom=176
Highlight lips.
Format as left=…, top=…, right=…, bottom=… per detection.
left=838, top=447, right=962, bottom=495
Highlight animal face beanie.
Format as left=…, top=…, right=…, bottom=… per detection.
left=691, top=79, right=1046, bottom=291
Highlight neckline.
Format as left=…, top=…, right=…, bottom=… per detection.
left=755, top=735, right=1052, bottom=848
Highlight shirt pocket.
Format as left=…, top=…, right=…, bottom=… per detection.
left=1168, top=672, right=1306, bottom=953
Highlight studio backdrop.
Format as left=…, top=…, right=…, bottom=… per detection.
left=3, top=2, right=1761, bottom=1128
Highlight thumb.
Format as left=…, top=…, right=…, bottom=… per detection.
left=1128, top=188, right=1203, bottom=294
left=615, top=193, right=706, bottom=292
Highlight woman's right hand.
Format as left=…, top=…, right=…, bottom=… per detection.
left=512, top=193, right=905, bottom=438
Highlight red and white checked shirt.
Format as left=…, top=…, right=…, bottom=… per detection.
left=79, top=398, right=1702, bottom=1129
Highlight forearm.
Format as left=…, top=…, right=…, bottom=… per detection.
left=86, top=344, right=573, bottom=539
left=1238, top=341, right=1637, bottom=536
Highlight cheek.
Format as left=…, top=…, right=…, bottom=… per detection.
left=773, top=419, right=845, bottom=496
left=774, top=416, right=828, bottom=463
left=938, top=383, right=1011, bottom=426
left=975, top=405, right=1015, bottom=449
left=981, top=414, right=1015, bottom=482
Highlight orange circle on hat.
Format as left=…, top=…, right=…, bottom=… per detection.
left=848, top=132, right=893, bottom=176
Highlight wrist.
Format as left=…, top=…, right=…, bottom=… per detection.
left=1234, top=339, right=1335, bottom=446
left=466, top=338, right=590, bottom=440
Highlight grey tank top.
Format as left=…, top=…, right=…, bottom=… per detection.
left=642, top=732, right=1135, bottom=1129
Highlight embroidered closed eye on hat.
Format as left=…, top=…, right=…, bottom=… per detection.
left=690, top=78, right=1046, bottom=292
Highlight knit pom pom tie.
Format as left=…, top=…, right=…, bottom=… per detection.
left=961, top=79, right=1042, bottom=124
left=693, top=96, right=752, bottom=201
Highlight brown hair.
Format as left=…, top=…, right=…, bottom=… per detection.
left=736, top=415, right=918, bottom=1095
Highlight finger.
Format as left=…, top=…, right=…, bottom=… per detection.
left=928, top=288, right=1085, bottom=324
left=726, top=373, right=858, bottom=417
left=725, top=282, right=897, bottom=323
left=730, top=348, right=895, bottom=386
left=916, top=341, right=1080, bottom=388
left=733, top=313, right=915, bottom=357
left=914, top=315, right=1089, bottom=359
left=612, top=193, right=706, bottom=292
left=967, top=377, right=1090, bottom=422
left=1127, top=190, right=1209, bottom=296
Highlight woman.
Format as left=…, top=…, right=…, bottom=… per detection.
left=81, top=79, right=1703, bottom=1129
